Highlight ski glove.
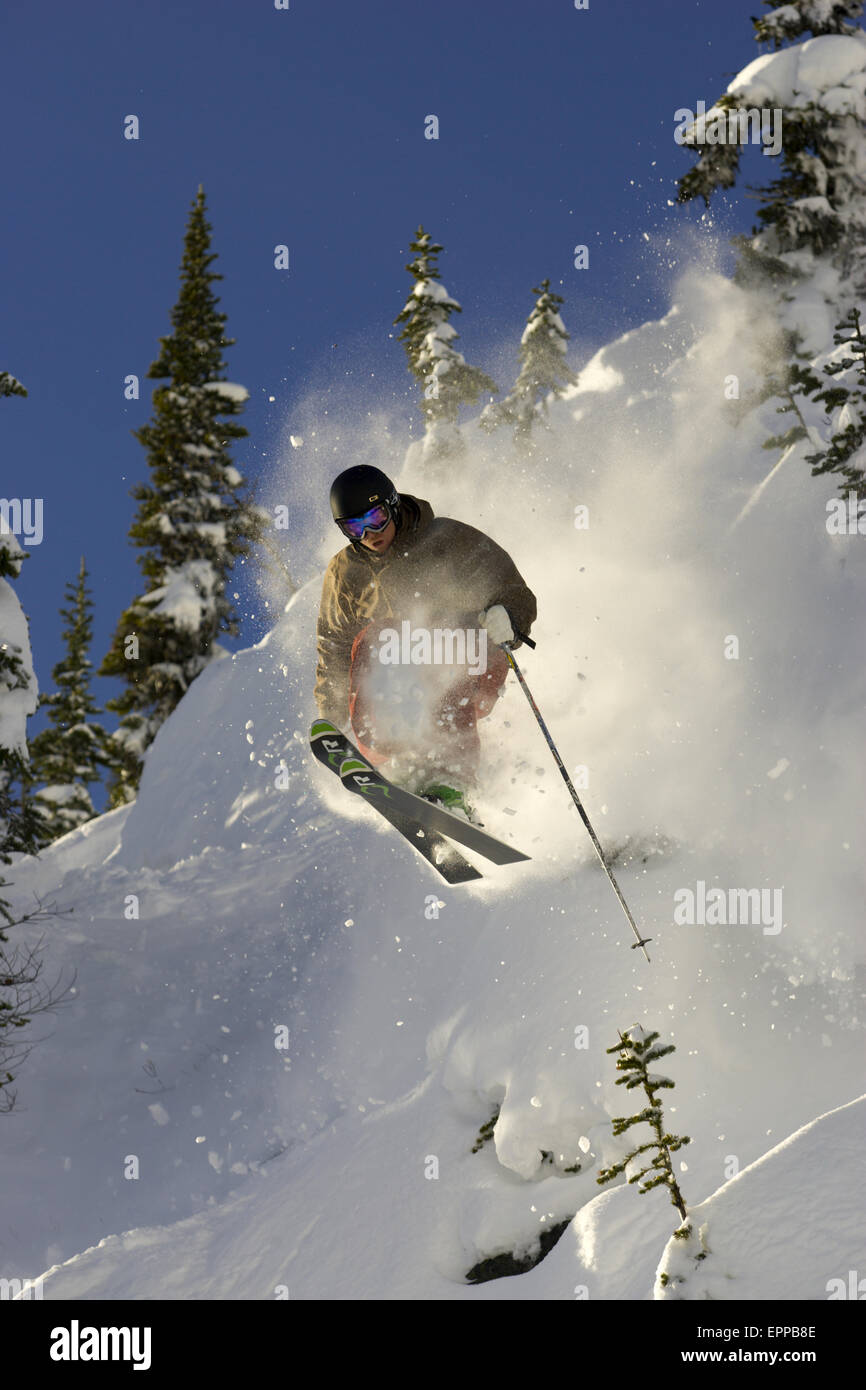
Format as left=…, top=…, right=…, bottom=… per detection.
left=478, top=604, right=514, bottom=646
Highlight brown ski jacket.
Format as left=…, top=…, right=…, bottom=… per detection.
left=314, top=493, right=537, bottom=728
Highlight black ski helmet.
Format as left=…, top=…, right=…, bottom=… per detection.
left=329, top=465, right=400, bottom=524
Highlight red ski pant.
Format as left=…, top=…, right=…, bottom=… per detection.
left=347, top=622, right=510, bottom=784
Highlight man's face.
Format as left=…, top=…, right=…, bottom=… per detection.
left=359, top=517, right=396, bottom=554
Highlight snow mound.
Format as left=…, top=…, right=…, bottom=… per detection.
left=656, top=1094, right=866, bottom=1299
left=113, top=583, right=319, bottom=870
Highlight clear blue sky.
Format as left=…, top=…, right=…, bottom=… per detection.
left=3, top=0, right=778, bottom=740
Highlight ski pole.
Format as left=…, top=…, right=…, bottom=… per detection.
left=503, top=633, right=652, bottom=963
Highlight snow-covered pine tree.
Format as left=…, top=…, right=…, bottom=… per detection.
left=676, top=0, right=866, bottom=301
left=803, top=305, right=866, bottom=495
left=480, top=279, right=578, bottom=451
left=0, top=372, right=28, bottom=400
left=28, top=557, right=110, bottom=846
left=0, top=374, right=39, bottom=921
left=99, top=186, right=266, bottom=807
left=754, top=0, right=863, bottom=46
left=0, top=535, right=40, bottom=917
left=758, top=327, right=825, bottom=452
left=747, top=305, right=866, bottom=511
left=393, top=226, right=497, bottom=468
left=597, top=1024, right=691, bottom=1224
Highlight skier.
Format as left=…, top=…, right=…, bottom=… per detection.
left=315, top=464, right=536, bottom=819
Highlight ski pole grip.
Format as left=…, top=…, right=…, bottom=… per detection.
left=513, top=629, right=536, bottom=650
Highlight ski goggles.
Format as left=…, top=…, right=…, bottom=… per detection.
left=338, top=503, right=392, bottom=539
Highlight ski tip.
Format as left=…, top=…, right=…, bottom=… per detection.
left=310, top=719, right=341, bottom=740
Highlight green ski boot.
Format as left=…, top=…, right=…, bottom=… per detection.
left=419, top=783, right=483, bottom=826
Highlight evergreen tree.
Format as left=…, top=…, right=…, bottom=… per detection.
left=752, top=307, right=866, bottom=508
left=759, top=327, right=825, bottom=453
left=480, top=279, right=578, bottom=450
left=676, top=0, right=866, bottom=298
left=99, top=187, right=266, bottom=806
left=0, top=377, right=39, bottom=922
left=28, top=557, right=110, bottom=845
left=394, top=225, right=497, bottom=465
left=728, top=325, right=824, bottom=529
left=0, top=530, right=40, bottom=919
left=803, top=305, right=866, bottom=495
left=0, top=372, right=27, bottom=401
left=0, top=372, right=73, bottom=1113
left=597, top=1025, right=691, bottom=1224
left=753, top=0, right=862, bottom=45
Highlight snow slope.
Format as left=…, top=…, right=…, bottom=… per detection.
left=2, top=263, right=865, bottom=1300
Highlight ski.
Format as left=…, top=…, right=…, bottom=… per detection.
left=310, top=720, right=530, bottom=870
left=336, top=756, right=530, bottom=865
left=309, top=722, right=482, bottom=883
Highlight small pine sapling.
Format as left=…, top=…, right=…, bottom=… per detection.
left=597, top=1025, right=691, bottom=1227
